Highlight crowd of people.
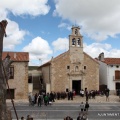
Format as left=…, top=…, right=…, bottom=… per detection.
left=28, top=91, right=56, bottom=106
left=28, top=90, right=77, bottom=106
left=26, top=88, right=111, bottom=120
left=28, top=88, right=111, bottom=106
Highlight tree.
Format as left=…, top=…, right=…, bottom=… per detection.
left=0, top=20, right=10, bottom=120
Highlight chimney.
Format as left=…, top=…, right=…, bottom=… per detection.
left=98, top=52, right=104, bottom=61
left=14, top=52, right=16, bottom=59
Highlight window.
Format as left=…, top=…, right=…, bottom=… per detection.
left=84, top=66, right=86, bottom=70
left=115, top=70, right=120, bottom=79
left=116, top=65, right=119, bottom=68
left=9, top=66, right=14, bottom=79
left=67, top=66, right=70, bottom=69
left=75, top=29, right=78, bottom=35
left=72, top=38, right=76, bottom=45
left=75, top=66, right=79, bottom=71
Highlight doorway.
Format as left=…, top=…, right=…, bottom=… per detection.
left=6, top=89, right=15, bottom=99
left=116, top=82, right=120, bottom=89
left=116, top=82, right=120, bottom=96
left=72, top=80, right=81, bottom=95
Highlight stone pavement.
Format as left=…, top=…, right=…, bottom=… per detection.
left=6, top=95, right=120, bottom=104
left=55, top=95, right=120, bottom=103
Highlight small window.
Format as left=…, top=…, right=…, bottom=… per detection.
left=84, top=66, right=86, bottom=70
left=116, top=65, right=119, bottom=68
left=75, top=29, right=78, bottom=35
left=9, top=66, right=14, bottom=79
left=66, top=88, right=69, bottom=92
left=67, top=66, right=70, bottom=69
left=75, top=66, right=79, bottom=71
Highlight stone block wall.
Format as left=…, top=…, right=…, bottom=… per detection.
left=8, top=62, right=28, bottom=99
left=84, top=53, right=99, bottom=90
left=51, top=52, right=70, bottom=92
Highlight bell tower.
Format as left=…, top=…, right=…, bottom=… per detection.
left=69, top=26, right=84, bottom=63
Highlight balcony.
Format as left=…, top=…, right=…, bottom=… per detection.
left=113, top=76, right=120, bottom=81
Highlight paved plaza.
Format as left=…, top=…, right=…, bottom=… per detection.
left=7, top=94, right=120, bottom=104
left=55, top=95, right=120, bottom=103
left=7, top=95, right=120, bottom=120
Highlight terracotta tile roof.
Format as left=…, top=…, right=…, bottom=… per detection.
left=103, top=58, right=120, bottom=64
left=2, top=51, right=29, bottom=62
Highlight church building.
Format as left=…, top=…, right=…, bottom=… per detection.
left=38, top=26, right=99, bottom=94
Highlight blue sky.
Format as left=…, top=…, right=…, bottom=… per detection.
left=1, top=0, right=120, bottom=66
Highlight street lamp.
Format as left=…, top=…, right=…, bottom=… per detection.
left=39, top=58, right=42, bottom=65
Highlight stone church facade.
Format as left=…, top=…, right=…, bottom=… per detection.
left=39, top=26, right=99, bottom=94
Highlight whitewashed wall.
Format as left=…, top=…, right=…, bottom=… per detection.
left=99, top=61, right=107, bottom=85
left=107, top=65, right=120, bottom=91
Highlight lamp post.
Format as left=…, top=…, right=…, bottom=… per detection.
left=39, top=58, right=42, bottom=65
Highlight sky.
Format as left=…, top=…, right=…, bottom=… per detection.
left=1, top=0, right=120, bottom=66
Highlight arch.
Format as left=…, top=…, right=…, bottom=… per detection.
left=77, top=38, right=81, bottom=46
left=72, top=38, right=76, bottom=45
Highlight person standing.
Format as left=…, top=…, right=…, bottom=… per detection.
left=44, top=94, right=48, bottom=106
left=81, top=89, right=84, bottom=97
left=31, top=94, right=35, bottom=106
left=37, top=94, right=42, bottom=107
left=21, top=116, right=24, bottom=120
left=85, top=88, right=89, bottom=102
left=105, top=92, right=109, bottom=101
left=85, top=101, right=89, bottom=113
left=105, top=88, right=110, bottom=101
left=80, top=102, right=85, bottom=112
left=26, top=115, right=30, bottom=120
left=34, top=93, right=38, bottom=104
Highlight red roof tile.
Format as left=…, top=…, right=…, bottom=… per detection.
left=2, top=52, right=29, bottom=62
left=103, top=58, right=120, bottom=64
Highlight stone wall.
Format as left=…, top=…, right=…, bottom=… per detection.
left=8, top=62, right=28, bottom=99
left=51, top=52, right=70, bottom=92
left=84, top=53, right=99, bottom=90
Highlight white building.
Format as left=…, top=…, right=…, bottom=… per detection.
left=98, top=52, right=120, bottom=94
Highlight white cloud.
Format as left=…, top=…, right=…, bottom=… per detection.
left=0, top=0, right=50, bottom=50
left=84, top=43, right=120, bottom=58
left=52, top=37, right=69, bottom=52
left=3, top=19, right=27, bottom=50
left=58, top=23, right=71, bottom=30
left=54, top=0, right=120, bottom=41
left=22, top=37, right=53, bottom=65
left=0, top=9, right=8, bottom=20
left=0, top=0, right=50, bottom=16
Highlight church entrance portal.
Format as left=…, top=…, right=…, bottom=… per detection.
left=72, top=80, right=81, bottom=95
